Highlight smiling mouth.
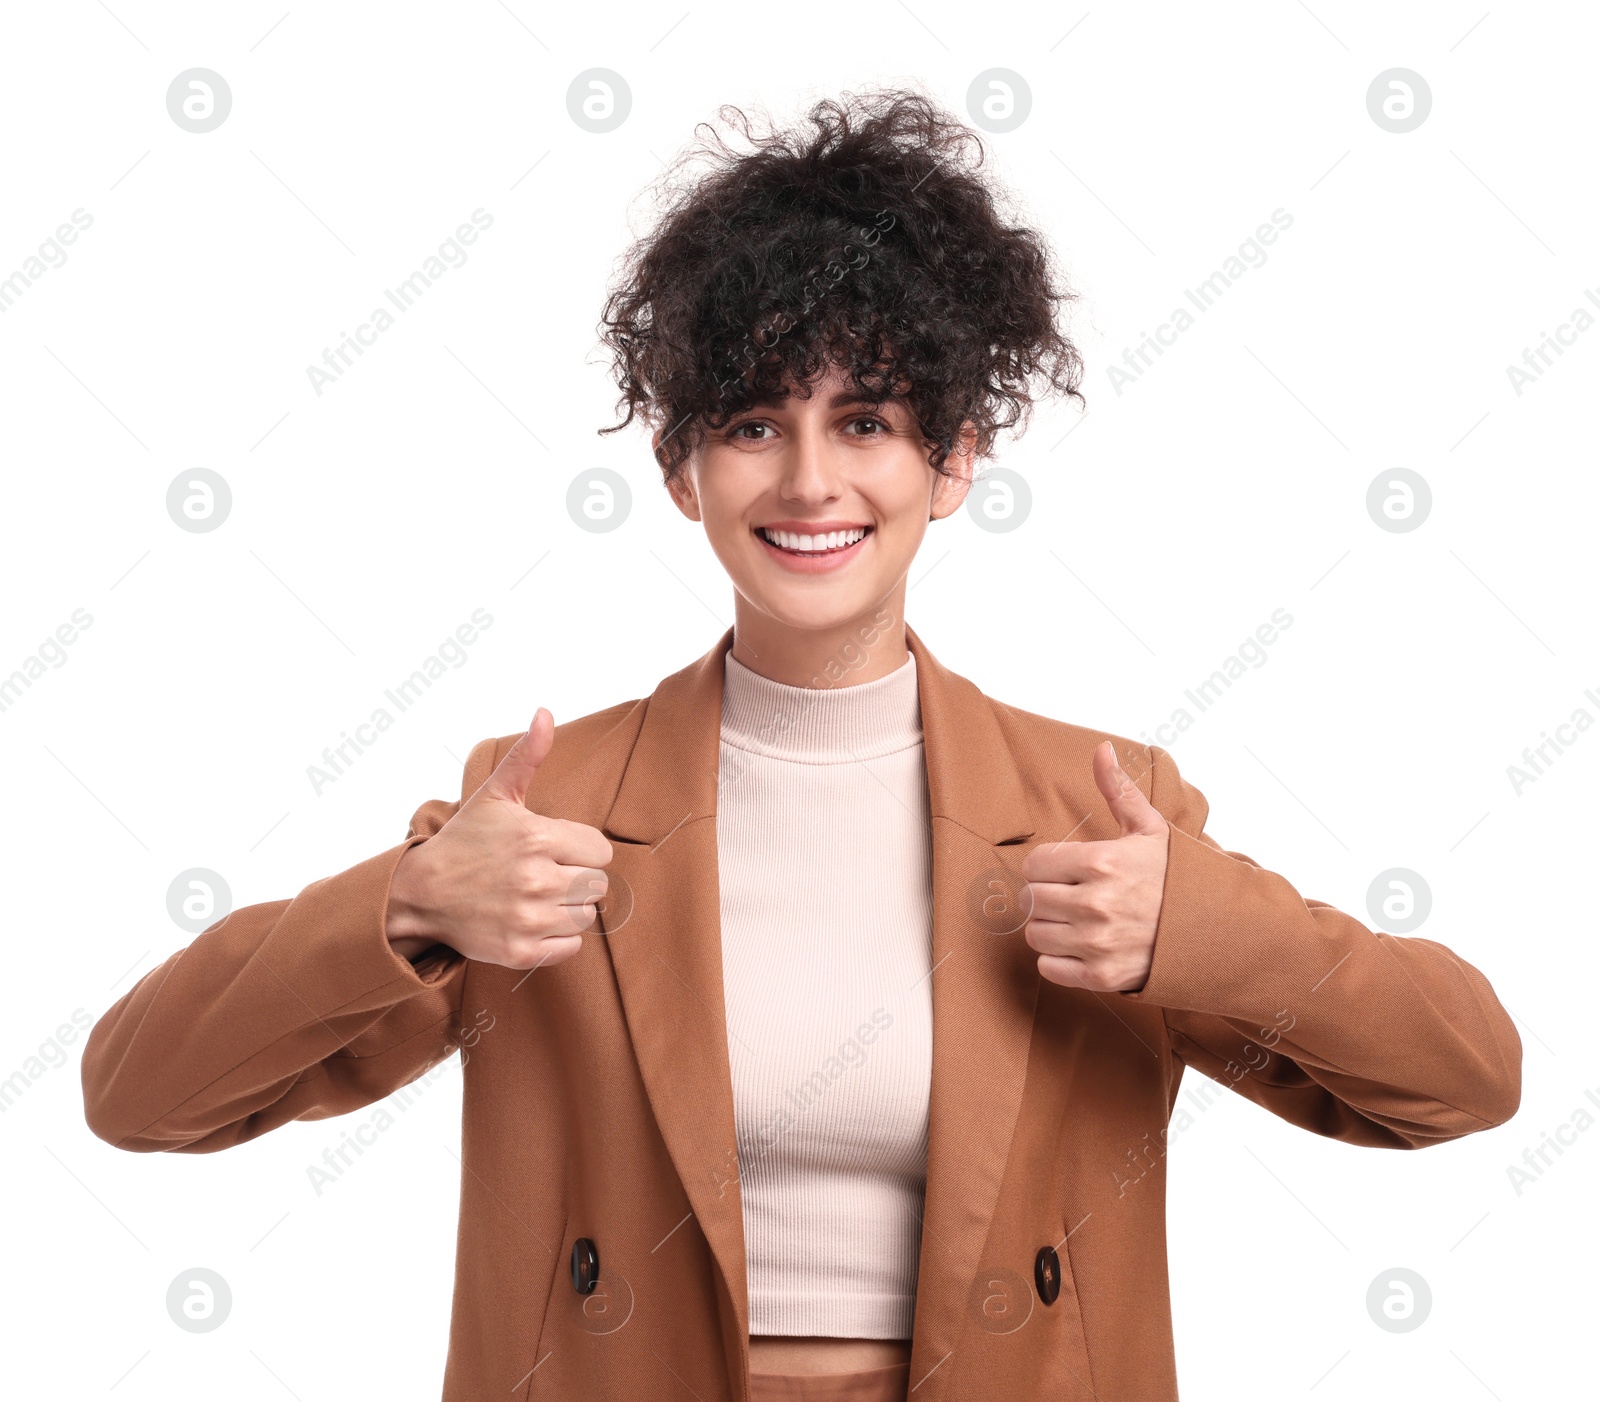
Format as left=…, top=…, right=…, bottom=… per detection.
left=754, top=525, right=873, bottom=555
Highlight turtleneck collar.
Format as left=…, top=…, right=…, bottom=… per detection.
left=719, top=648, right=922, bottom=764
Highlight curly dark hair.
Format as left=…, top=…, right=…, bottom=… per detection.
left=595, top=83, right=1086, bottom=487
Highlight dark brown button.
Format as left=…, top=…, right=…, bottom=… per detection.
left=1034, top=1245, right=1061, bottom=1305
left=571, top=1237, right=599, bottom=1295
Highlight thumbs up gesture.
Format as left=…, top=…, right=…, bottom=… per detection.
left=1019, top=742, right=1170, bottom=993
left=386, top=710, right=614, bottom=971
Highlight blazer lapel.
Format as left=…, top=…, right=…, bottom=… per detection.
left=599, top=623, right=1038, bottom=1398
left=900, top=624, right=1039, bottom=1397
left=599, top=631, right=748, bottom=1383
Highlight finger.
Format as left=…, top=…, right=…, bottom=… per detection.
left=1036, top=952, right=1093, bottom=989
left=1023, top=914, right=1083, bottom=958
left=478, top=709, right=555, bottom=807
left=538, top=932, right=587, bottom=963
left=511, top=932, right=586, bottom=972
left=543, top=897, right=604, bottom=938
left=549, top=862, right=610, bottom=912
left=1020, top=839, right=1111, bottom=885
left=1021, top=880, right=1091, bottom=925
left=535, top=817, right=615, bottom=871
left=1094, top=741, right=1166, bottom=838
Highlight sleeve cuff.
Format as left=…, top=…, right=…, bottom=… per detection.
left=281, top=832, right=466, bottom=1012
left=1120, top=822, right=1294, bottom=1011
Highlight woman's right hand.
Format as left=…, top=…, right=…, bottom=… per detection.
left=385, top=709, right=613, bottom=970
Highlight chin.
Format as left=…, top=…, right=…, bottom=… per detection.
left=747, top=586, right=877, bottom=633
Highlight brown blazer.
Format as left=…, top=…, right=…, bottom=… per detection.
left=81, top=623, right=1522, bottom=1400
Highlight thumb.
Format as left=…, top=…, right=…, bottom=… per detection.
left=477, top=708, right=554, bottom=808
left=1094, top=741, right=1165, bottom=838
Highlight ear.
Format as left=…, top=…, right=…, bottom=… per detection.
left=929, top=421, right=978, bottom=521
left=660, top=436, right=702, bottom=522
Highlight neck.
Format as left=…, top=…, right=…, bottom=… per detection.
left=729, top=580, right=910, bottom=687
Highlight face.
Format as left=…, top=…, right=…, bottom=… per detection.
left=661, top=362, right=974, bottom=645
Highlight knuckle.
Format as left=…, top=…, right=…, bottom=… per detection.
left=1041, top=954, right=1080, bottom=989
left=514, top=893, right=552, bottom=931
left=1025, top=919, right=1062, bottom=955
left=523, top=862, right=560, bottom=898
left=492, top=933, right=529, bottom=969
left=507, top=933, right=548, bottom=970
left=1081, top=965, right=1114, bottom=993
left=1079, top=891, right=1112, bottom=921
left=1085, top=933, right=1115, bottom=961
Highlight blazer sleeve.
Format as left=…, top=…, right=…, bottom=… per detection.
left=1121, top=743, right=1522, bottom=1149
left=81, top=737, right=500, bottom=1154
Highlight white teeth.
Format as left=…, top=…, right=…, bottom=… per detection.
left=760, top=526, right=868, bottom=553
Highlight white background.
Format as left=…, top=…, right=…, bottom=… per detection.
left=1, top=1, right=1593, bottom=1397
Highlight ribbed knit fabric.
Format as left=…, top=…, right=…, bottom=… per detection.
left=717, top=647, right=933, bottom=1340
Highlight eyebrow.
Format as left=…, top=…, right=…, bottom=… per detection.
left=737, top=389, right=893, bottom=411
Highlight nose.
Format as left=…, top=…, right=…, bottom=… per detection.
left=775, top=420, right=843, bottom=505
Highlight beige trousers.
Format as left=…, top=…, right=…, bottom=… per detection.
left=748, top=1361, right=910, bottom=1401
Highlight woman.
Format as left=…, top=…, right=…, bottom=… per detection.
left=82, top=89, right=1521, bottom=1402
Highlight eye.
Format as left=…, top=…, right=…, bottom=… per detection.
left=728, top=420, right=772, bottom=441
left=845, top=415, right=890, bottom=437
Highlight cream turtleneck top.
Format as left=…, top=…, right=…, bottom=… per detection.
left=716, top=647, right=934, bottom=1340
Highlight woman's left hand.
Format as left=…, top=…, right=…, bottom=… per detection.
left=1020, top=741, right=1170, bottom=993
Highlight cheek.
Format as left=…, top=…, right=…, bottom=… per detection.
left=697, top=491, right=756, bottom=545
left=868, top=499, right=932, bottom=553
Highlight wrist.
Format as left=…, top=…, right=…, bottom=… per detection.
left=386, top=844, right=445, bottom=960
